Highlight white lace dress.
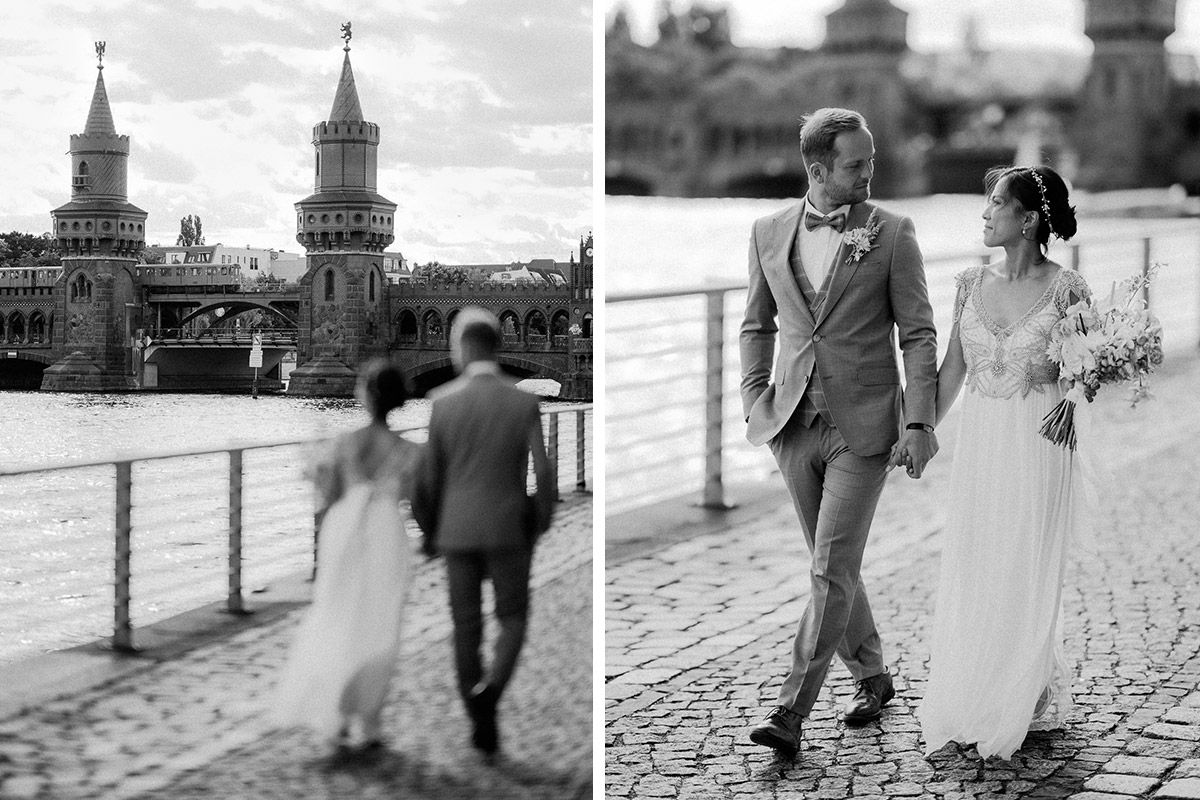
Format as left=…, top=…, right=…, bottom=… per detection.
left=918, top=265, right=1090, bottom=760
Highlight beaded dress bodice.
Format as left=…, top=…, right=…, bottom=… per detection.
left=953, top=266, right=1090, bottom=400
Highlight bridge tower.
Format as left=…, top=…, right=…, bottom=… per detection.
left=1075, top=0, right=1177, bottom=189
left=561, top=233, right=594, bottom=400
left=42, top=43, right=147, bottom=392
left=817, top=0, right=917, bottom=197
left=288, top=22, right=397, bottom=397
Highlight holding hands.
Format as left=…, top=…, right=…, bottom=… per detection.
left=888, top=427, right=939, bottom=479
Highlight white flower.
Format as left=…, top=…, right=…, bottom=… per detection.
left=1057, top=334, right=1098, bottom=377
left=843, top=211, right=882, bottom=264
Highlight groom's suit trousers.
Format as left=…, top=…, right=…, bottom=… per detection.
left=769, top=409, right=889, bottom=716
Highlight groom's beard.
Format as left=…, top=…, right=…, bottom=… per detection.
left=827, top=180, right=871, bottom=207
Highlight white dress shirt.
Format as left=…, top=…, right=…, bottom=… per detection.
left=798, top=197, right=851, bottom=289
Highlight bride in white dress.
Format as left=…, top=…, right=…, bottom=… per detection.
left=914, top=165, right=1091, bottom=760
left=273, top=359, right=420, bottom=751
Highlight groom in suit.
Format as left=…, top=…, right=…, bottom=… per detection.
left=741, top=108, right=939, bottom=757
left=412, top=306, right=555, bottom=755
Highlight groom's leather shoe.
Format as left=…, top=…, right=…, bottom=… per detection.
left=843, top=669, right=895, bottom=726
left=466, top=682, right=500, bottom=754
left=748, top=706, right=803, bottom=758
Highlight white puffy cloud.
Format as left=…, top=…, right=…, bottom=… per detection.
left=0, top=0, right=592, bottom=264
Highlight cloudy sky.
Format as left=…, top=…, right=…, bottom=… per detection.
left=0, top=0, right=592, bottom=266
left=606, top=0, right=1200, bottom=54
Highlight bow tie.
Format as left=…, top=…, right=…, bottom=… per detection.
left=804, top=211, right=847, bottom=233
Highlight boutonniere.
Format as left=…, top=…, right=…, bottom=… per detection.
left=843, top=210, right=882, bottom=263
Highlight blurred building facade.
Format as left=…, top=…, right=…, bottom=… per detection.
left=605, top=0, right=1200, bottom=197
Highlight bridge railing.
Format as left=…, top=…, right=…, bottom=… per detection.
left=0, top=403, right=591, bottom=656
left=149, top=328, right=299, bottom=344
left=607, top=223, right=1200, bottom=516
left=392, top=334, right=581, bottom=353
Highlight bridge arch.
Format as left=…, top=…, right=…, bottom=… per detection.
left=550, top=309, right=570, bottom=336
left=498, top=310, right=520, bottom=341
left=421, top=309, right=443, bottom=344
left=402, top=354, right=566, bottom=397
left=395, top=309, right=418, bottom=338
left=6, top=311, right=25, bottom=344
left=177, top=301, right=297, bottom=331
left=525, top=309, right=548, bottom=338
left=28, top=311, right=47, bottom=344
left=0, top=351, right=53, bottom=390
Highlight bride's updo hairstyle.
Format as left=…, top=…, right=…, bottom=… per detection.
left=358, top=357, right=409, bottom=421
left=983, top=165, right=1078, bottom=245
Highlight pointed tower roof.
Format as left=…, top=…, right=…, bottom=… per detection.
left=84, top=66, right=117, bottom=135
left=328, top=51, right=364, bottom=122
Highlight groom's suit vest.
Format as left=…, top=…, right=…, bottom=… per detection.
left=788, top=233, right=835, bottom=429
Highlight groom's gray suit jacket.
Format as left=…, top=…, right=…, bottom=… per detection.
left=740, top=200, right=938, bottom=454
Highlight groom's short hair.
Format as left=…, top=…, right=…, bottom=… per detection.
left=800, top=108, right=868, bottom=171
left=453, top=306, right=501, bottom=356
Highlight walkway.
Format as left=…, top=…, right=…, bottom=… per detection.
left=0, top=494, right=593, bottom=800
left=606, top=351, right=1200, bottom=800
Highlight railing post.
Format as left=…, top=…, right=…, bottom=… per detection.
left=576, top=409, right=587, bottom=492
left=1142, top=237, right=1152, bottom=310
left=312, top=508, right=320, bottom=582
left=113, top=460, right=134, bottom=652
left=547, top=413, right=561, bottom=502
left=227, top=449, right=245, bottom=614
left=702, top=291, right=732, bottom=509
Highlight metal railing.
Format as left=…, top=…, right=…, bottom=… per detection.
left=0, top=404, right=590, bottom=653
left=607, top=224, right=1200, bottom=515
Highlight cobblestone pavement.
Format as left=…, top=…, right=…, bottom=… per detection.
left=606, top=351, right=1200, bottom=800
left=0, top=494, right=592, bottom=800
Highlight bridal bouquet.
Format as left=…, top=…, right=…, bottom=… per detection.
left=1040, top=265, right=1164, bottom=450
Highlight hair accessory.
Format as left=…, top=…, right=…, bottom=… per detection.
left=1028, top=168, right=1057, bottom=240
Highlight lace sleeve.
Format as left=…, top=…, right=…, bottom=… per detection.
left=951, top=267, right=977, bottom=330
left=1054, top=268, right=1092, bottom=311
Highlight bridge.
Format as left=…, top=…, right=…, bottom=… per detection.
left=140, top=327, right=299, bottom=391
left=0, top=267, right=594, bottom=397
left=383, top=275, right=594, bottom=398
left=392, top=331, right=590, bottom=396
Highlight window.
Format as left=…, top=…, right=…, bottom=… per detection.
left=324, top=269, right=335, bottom=301
left=70, top=272, right=92, bottom=302
left=369, top=271, right=376, bottom=302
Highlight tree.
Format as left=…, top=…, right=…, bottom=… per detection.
left=0, top=231, right=59, bottom=269
left=411, top=262, right=491, bottom=286
left=176, top=215, right=204, bottom=246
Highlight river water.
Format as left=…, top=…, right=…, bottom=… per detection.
left=0, top=380, right=587, bottom=665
